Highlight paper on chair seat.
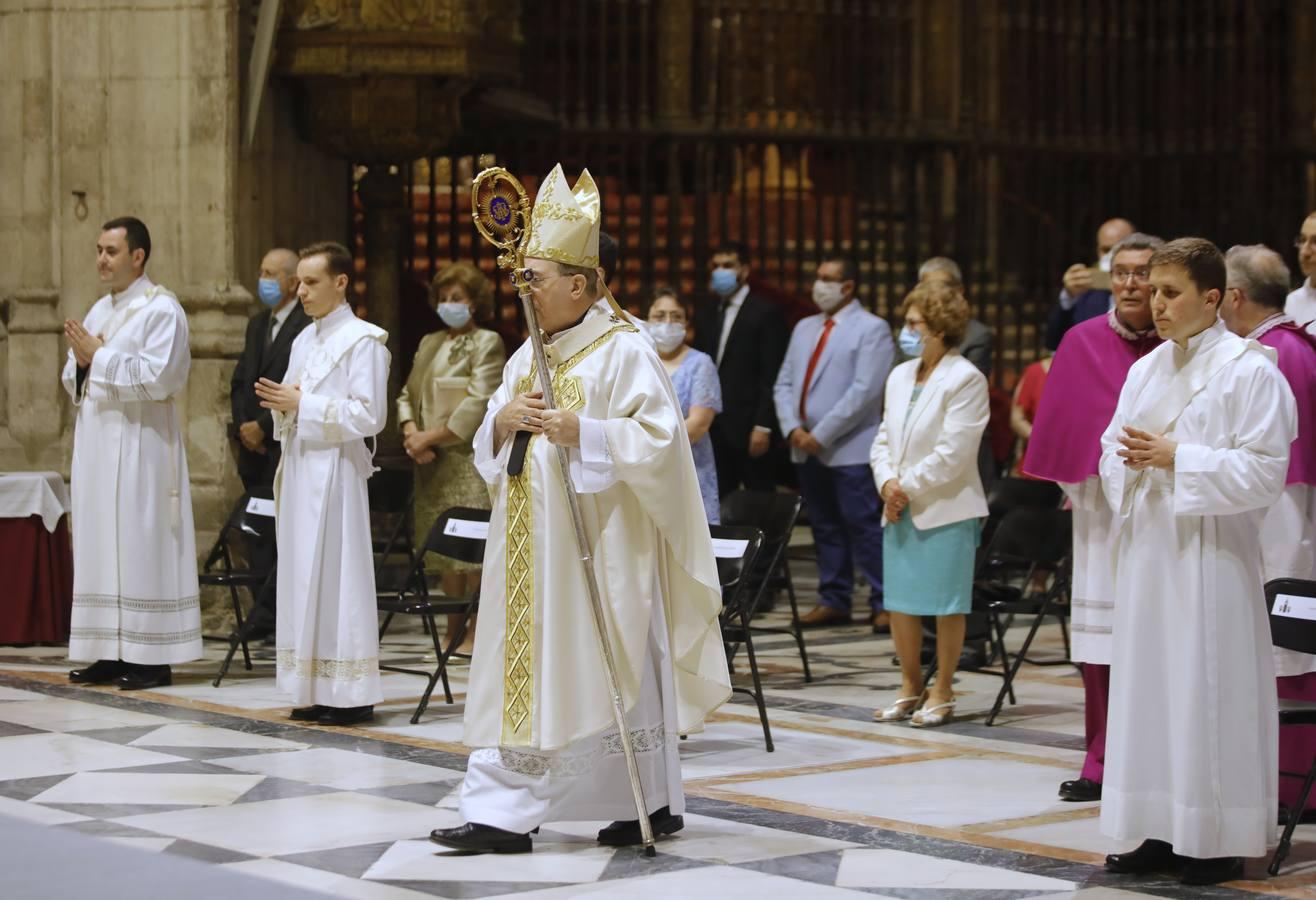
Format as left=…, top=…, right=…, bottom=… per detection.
left=1274, top=593, right=1316, bottom=622
left=444, top=518, right=490, bottom=540
left=245, top=497, right=276, bottom=517
left=711, top=538, right=749, bottom=559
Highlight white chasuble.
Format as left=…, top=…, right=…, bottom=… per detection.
left=272, top=303, right=390, bottom=707
left=1059, top=478, right=1116, bottom=665
left=460, top=306, right=729, bottom=824
left=61, top=275, right=201, bottom=664
left=1098, top=321, right=1296, bottom=859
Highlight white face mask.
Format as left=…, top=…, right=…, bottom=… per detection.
left=647, top=321, right=686, bottom=353
left=812, top=280, right=846, bottom=313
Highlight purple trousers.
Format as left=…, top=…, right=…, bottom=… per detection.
left=1079, top=663, right=1109, bottom=783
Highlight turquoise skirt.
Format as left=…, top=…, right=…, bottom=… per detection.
left=882, top=515, right=980, bottom=616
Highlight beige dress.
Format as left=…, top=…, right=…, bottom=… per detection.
left=397, top=327, right=506, bottom=572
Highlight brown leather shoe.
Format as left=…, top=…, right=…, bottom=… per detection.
left=799, top=606, right=852, bottom=628
left=871, top=611, right=892, bottom=634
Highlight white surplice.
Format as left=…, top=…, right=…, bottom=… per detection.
left=459, top=305, right=729, bottom=829
left=1098, top=320, right=1296, bottom=859
left=272, top=302, right=390, bottom=707
left=61, top=275, right=201, bottom=664
left=1060, top=478, right=1116, bottom=665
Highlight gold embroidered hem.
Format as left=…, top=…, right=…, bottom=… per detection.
left=276, top=649, right=378, bottom=682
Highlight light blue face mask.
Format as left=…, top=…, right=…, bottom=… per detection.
left=647, top=321, right=686, bottom=353
left=709, top=268, right=740, bottom=297
left=898, top=325, right=925, bottom=358
left=257, top=278, right=283, bottom=308
left=437, top=302, right=472, bottom=329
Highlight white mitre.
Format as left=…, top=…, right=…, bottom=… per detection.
left=523, top=163, right=601, bottom=269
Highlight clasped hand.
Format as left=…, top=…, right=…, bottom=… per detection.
left=254, top=377, right=301, bottom=413
left=789, top=428, right=823, bottom=456
left=1116, top=427, right=1176, bottom=471
left=497, top=391, right=580, bottom=448
left=881, top=478, right=910, bottom=524
left=64, top=319, right=104, bottom=368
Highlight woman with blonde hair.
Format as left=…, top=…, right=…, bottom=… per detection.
left=870, top=281, right=990, bottom=727
left=397, top=261, right=506, bottom=655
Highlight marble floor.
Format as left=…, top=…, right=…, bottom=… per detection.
left=2, top=569, right=1314, bottom=898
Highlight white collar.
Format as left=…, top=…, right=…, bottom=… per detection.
left=1246, top=312, right=1292, bottom=341
left=111, top=275, right=153, bottom=307
left=313, top=301, right=354, bottom=337
left=272, top=300, right=297, bottom=327
left=1175, top=317, right=1226, bottom=363
left=724, top=283, right=750, bottom=310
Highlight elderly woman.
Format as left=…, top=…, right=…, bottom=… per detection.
left=870, top=282, right=990, bottom=727
left=646, top=286, right=722, bottom=522
left=397, top=261, right=506, bottom=654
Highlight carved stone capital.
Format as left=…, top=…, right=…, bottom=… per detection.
left=177, top=284, right=256, bottom=360
left=4, top=289, right=63, bottom=335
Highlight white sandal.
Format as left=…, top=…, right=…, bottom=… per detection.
left=910, top=700, right=955, bottom=728
left=874, top=693, right=926, bottom=723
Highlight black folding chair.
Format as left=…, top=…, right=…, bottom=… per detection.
left=920, top=507, right=1072, bottom=725
left=201, top=493, right=277, bottom=687
left=371, top=466, right=418, bottom=596
left=720, top=491, right=811, bottom=682
left=377, top=507, right=489, bottom=724
left=710, top=525, right=772, bottom=751
left=1267, top=577, right=1316, bottom=876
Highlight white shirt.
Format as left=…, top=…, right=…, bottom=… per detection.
left=715, top=283, right=750, bottom=366
left=1286, top=278, right=1316, bottom=331
left=270, top=300, right=297, bottom=340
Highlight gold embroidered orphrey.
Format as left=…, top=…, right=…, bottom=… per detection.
left=500, top=323, right=637, bottom=745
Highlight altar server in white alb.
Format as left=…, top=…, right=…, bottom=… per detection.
left=63, top=217, right=200, bottom=691
left=255, top=241, right=390, bottom=727
left=1099, top=238, right=1296, bottom=887
left=430, top=165, right=731, bottom=855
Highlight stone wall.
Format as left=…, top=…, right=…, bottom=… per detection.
left=0, top=0, right=349, bottom=628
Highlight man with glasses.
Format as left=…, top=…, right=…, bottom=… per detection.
left=431, top=164, right=729, bottom=854
left=1287, top=212, right=1316, bottom=328
left=1045, top=218, right=1136, bottom=349
left=1024, top=233, right=1164, bottom=804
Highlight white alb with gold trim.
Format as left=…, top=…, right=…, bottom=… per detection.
left=272, top=301, right=390, bottom=707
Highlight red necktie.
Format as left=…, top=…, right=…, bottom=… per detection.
left=799, top=317, right=835, bottom=420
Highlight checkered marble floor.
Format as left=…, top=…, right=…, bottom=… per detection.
left=2, top=558, right=1313, bottom=898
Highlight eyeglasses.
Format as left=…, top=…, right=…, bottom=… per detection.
left=1112, top=268, right=1151, bottom=284
left=509, top=268, right=566, bottom=290
left=1295, top=236, right=1316, bottom=250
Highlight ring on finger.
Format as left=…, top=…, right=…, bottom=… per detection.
left=521, top=414, right=532, bottom=424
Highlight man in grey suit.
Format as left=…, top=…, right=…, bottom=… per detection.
left=913, top=257, right=993, bottom=377
left=775, top=256, right=896, bottom=631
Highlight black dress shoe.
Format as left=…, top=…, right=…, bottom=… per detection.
left=430, top=822, right=532, bottom=854
left=1180, top=856, right=1243, bottom=885
left=1105, top=839, right=1186, bottom=874
left=116, top=665, right=172, bottom=691
left=1058, top=777, right=1102, bottom=802
left=289, top=705, right=326, bottom=722
left=316, top=705, right=374, bottom=726
left=597, top=806, right=685, bottom=846
left=69, top=659, right=126, bottom=684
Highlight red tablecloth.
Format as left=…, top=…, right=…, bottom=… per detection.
left=0, top=514, right=73, bottom=644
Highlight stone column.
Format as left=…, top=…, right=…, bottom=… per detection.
left=357, top=166, right=406, bottom=453
left=4, top=290, right=65, bottom=467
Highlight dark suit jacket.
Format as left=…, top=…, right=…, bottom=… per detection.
left=1045, top=288, right=1110, bottom=350
left=230, top=303, right=311, bottom=487
left=692, top=291, right=790, bottom=448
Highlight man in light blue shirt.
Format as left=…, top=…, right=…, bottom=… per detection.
left=775, top=257, right=896, bottom=631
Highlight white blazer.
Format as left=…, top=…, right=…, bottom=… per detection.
left=870, top=351, right=990, bottom=530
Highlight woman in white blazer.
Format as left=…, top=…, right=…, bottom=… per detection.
left=870, top=282, right=990, bottom=727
